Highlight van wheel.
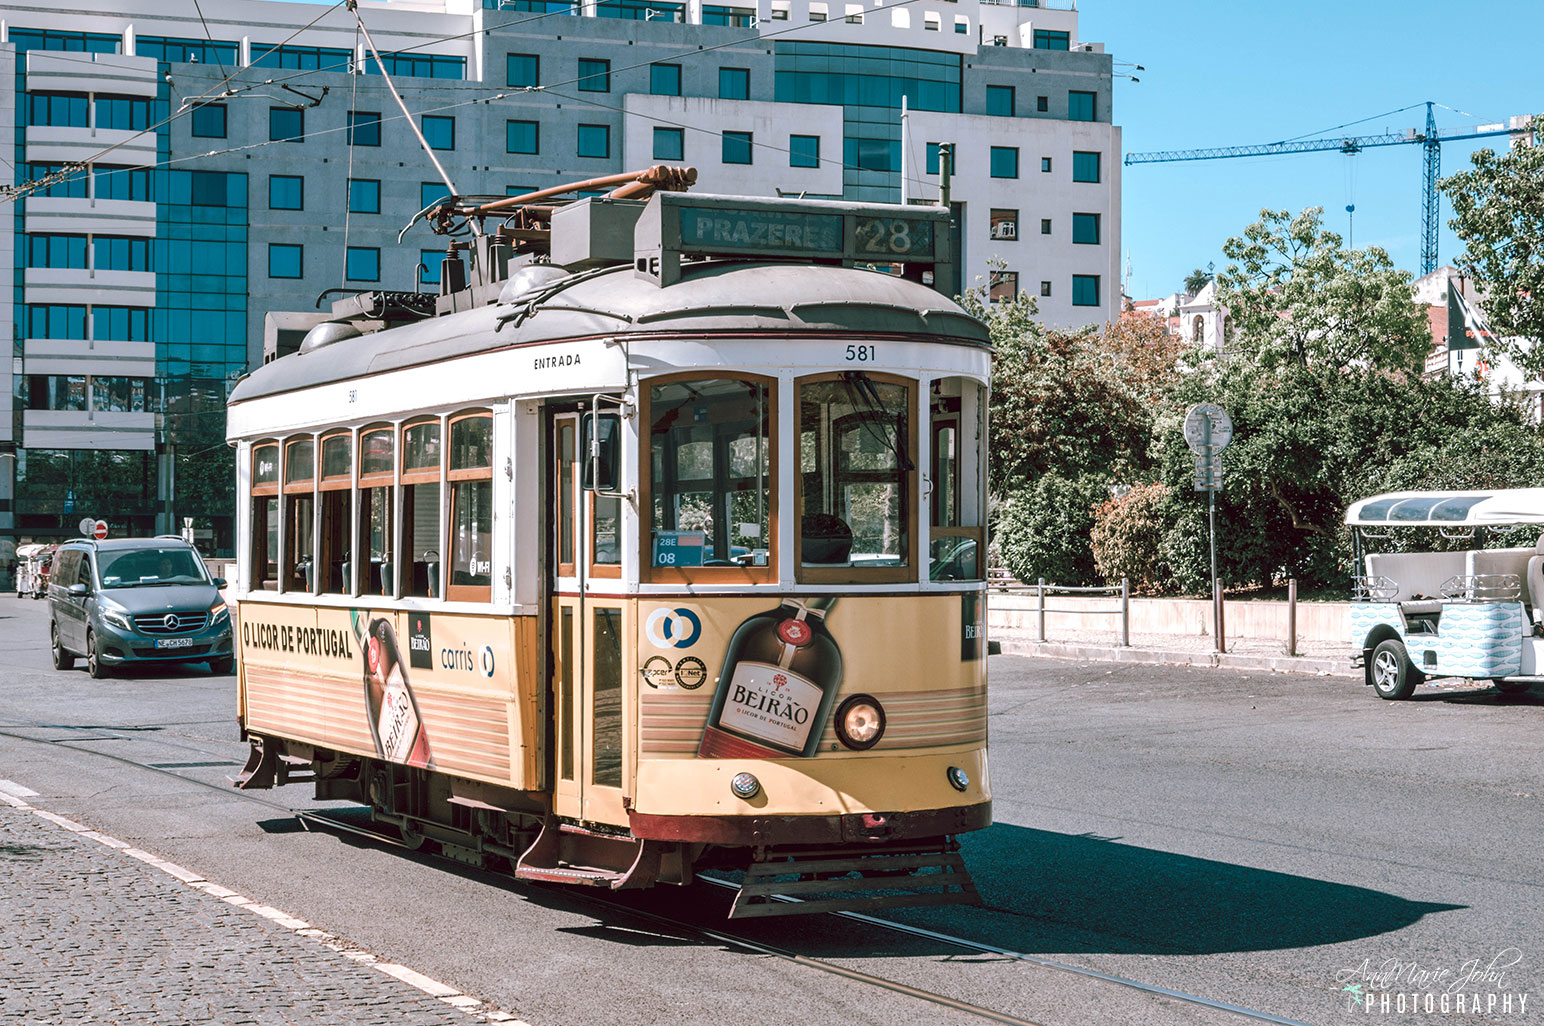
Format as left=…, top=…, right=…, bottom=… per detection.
left=1371, top=639, right=1418, bottom=700
left=86, top=630, right=110, bottom=679
left=51, top=623, right=74, bottom=671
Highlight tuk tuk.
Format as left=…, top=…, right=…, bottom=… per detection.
left=1348, top=489, right=1544, bottom=699
left=15, top=543, right=56, bottom=599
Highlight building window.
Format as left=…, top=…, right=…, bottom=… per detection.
left=26, top=235, right=88, bottom=269
left=251, top=44, right=352, bottom=71
left=269, top=244, right=302, bottom=279
left=10, top=29, right=121, bottom=54
left=1073, top=150, right=1102, bottom=183
left=926, top=142, right=942, bottom=175
left=348, top=179, right=381, bottom=214
left=1069, top=90, right=1096, bottom=122
left=421, top=115, right=454, bottom=150
left=989, top=146, right=1018, bottom=179
left=507, top=120, right=539, bottom=154
left=989, top=208, right=1018, bottom=240
left=365, top=52, right=466, bottom=80
left=421, top=182, right=450, bottom=210
left=95, top=95, right=151, bottom=131
left=723, top=131, right=753, bottom=165
left=95, top=165, right=150, bottom=202
left=269, top=175, right=303, bottom=210
left=1040, top=280, right=1052, bottom=297
left=27, top=163, right=88, bottom=199
left=955, top=19, right=968, bottom=33
left=27, top=92, right=89, bottom=128
left=269, top=107, right=304, bottom=143
left=94, top=306, right=148, bottom=341
left=651, top=63, right=682, bottom=96
left=1072, top=212, right=1100, bottom=245
left=1034, top=29, right=1070, bottom=50
left=25, top=305, right=88, bottom=340
left=1037, top=95, right=1049, bottom=113
left=719, top=67, right=750, bottom=100
left=1072, top=275, right=1100, bottom=307
left=1041, top=218, right=1052, bottom=235
left=577, top=124, right=611, bottom=159
left=420, top=249, right=443, bottom=285
left=653, top=127, right=684, bottom=161
left=989, top=270, right=1017, bottom=303
left=191, top=104, right=226, bottom=138
left=704, top=5, right=755, bottom=25
left=507, top=53, right=540, bottom=88
left=1042, top=157, right=1052, bottom=173
left=578, top=58, right=610, bottom=92
left=348, top=110, right=381, bottom=146
left=95, top=236, right=150, bottom=272
left=790, top=134, right=820, bottom=168
left=346, top=247, right=380, bottom=282
left=985, top=85, right=1014, bottom=117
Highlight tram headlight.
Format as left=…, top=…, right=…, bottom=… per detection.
left=946, top=766, right=970, bottom=792
left=835, top=694, right=885, bottom=751
left=730, top=772, right=761, bottom=800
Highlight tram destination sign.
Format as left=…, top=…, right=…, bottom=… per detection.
left=635, top=192, right=952, bottom=290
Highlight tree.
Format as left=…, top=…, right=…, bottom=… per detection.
left=1441, top=123, right=1544, bottom=376
left=1182, top=265, right=1213, bottom=295
left=1214, top=207, right=1432, bottom=374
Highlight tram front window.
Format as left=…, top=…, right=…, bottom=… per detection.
left=799, top=374, right=913, bottom=576
left=648, top=377, right=771, bottom=572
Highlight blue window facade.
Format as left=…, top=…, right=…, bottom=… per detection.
left=95, top=166, right=151, bottom=201
left=508, top=53, right=540, bottom=87
left=9, top=29, right=120, bottom=53
left=722, top=131, right=753, bottom=165
left=578, top=59, right=609, bottom=92
left=348, top=179, right=381, bottom=214
left=1069, top=91, right=1096, bottom=122
left=790, top=134, right=819, bottom=168
left=1072, top=275, right=1100, bottom=307
left=926, top=142, right=941, bottom=175
left=653, top=127, right=684, bottom=161
left=651, top=64, right=681, bottom=96
left=1072, top=212, right=1100, bottom=245
left=154, top=169, right=248, bottom=385
left=25, top=164, right=88, bottom=199
left=577, top=124, right=610, bottom=158
left=346, top=247, right=380, bottom=282
left=270, top=107, right=304, bottom=143
left=94, top=306, right=149, bottom=341
left=27, top=92, right=88, bottom=127
left=720, top=67, right=750, bottom=100
left=250, top=44, right=352, bottom=71
left=136, top=36, right=238, bottom=65
left=421, top=182, right=451, bottom=211
left=1073, top=151, right=1101, bottom=183
left=420, top=250, right=443, bottom=285
left=422, top=115, right=455, bottom=150
left=269, top=175, right=303, bottom=210
left=96, top=236, right=151, bottom=271
left=703, top=5, right=754, bottom=26
left=507, top=120, right=539, bottom=154
left=364, top=52, right=465, bottom=79
left=597, top=0, right=682, bottom=20
left=269, top=244, right=302, bottom=279
left=191, top=104, right=226, bottom=138
left=986, top=85, right=1014, bottom=117
left=348, top=111, right=381, bottom=146
left=95, top=95, right=150, bottom=130
left=27, top=235, right=88, bottom=269
left=25, top=305, right=88, bottom=339
left=1034, top=30, right=1070, bottom=50
left=990, top=146, right=1019, bottom=179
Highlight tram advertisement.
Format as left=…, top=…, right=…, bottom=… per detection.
left=640, top=594, right=986, bottom=760
left=238, top=602, right=525, bottom=783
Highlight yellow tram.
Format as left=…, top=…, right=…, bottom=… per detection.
left=229, top=185, right=992, bottom=916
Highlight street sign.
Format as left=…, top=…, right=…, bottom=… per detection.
left=78, top=517, right=94, bottom=536
left=93, top=519, right=108, bottom=540
left=1193, top=452, right=1223, bottom=492
left=1183, top=403, right=1233, bottom=454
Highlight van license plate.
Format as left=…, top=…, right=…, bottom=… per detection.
left=155, top=637, right=194, bottom=649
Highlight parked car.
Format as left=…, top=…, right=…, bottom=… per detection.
left=48, top=537, right=233, bottom=678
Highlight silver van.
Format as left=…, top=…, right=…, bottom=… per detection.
left=48, top=537, right=233, bottom=678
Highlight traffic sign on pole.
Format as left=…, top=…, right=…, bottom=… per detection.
left=78, top=517, right=94, bottom=537
left=93, top=519, right=108, bottom=540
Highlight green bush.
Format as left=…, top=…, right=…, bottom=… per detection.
left=996, top=474, right=1109, bottom=586
left=1090, top=483, right=1170, bottom=593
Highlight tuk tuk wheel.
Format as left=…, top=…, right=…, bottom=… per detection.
left=1493, top=679, right=1531, bottom=695
left=1371, top=639, right=1418, bottom=700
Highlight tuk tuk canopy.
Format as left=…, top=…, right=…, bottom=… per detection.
left=1345, top=489, right=1544, bottom=527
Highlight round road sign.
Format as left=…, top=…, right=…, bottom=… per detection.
left=1183, top=403, right=1233, bottom=454
left=78, top=517, right=95, bottom=536
left=93, top=519, right=108, bottom=541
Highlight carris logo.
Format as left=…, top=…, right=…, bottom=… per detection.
left=646, top=607, right=702, bottom=649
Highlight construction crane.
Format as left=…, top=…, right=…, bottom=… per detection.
left=1124, top=102, right=1531, bottom=275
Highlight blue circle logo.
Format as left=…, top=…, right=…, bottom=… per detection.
left=646, top=607, right=701, bottom=649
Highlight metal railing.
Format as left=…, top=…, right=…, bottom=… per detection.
left=1440, top=573, right=1522, bottom=602
left=994, top=577, right=1131, bottom=647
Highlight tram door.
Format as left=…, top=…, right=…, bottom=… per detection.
left=549, top=411, right=628, bottom=826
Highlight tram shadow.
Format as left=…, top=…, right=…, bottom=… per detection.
left=921, top=823, right=1465, bottom=956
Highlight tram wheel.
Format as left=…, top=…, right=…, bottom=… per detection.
left=1370, top=639, right=1417, bottom=700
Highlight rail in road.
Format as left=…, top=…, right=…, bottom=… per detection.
left=0, top=717, right=1307, bottom=1026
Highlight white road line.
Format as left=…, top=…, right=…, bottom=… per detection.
left=3, top=784, right=533, bottom=1026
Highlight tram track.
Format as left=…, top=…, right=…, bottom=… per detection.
left=0, top=721, right=1308, bottom=1026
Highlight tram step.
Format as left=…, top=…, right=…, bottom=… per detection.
left=729, top=847, right=979, bottom=919
left=513, top=817, right=663, bottom=890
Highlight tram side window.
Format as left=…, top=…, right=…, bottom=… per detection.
left=282, top=438, right=316, bottom=593
left=647, top=377, right=772, bottom=576
left=358, top=426, right=395, bottom=596
left=798, top=374, right=914, bottom=580
left=402, top=418, right=443, bottom=598
left=251, top=443, right=280, bottom=590
left=448, top=412, right=492, bottom=601
left=585, top=412, right=621, bottom=576
left=928, top=377, right=985, bottom=580
left=318, top=432, right=352, bottom=593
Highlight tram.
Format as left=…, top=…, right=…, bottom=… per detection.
left=228, top=175, right=992, bottom=916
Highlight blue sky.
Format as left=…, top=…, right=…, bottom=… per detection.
left=1081, top=0, right=1544, bottom=300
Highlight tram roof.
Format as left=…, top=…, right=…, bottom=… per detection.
left=229, top=261, right=989, bottom=406
left=1345, top=489, right=1544, bottom=526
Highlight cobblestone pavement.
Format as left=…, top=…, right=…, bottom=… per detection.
left=0, top=802, right=497, bottom=1026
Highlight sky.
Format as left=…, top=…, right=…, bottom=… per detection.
left=1080, top=0, right=1544, bottom=300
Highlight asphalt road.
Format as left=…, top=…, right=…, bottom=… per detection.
left=1, top=593, right=1539, bottom=1026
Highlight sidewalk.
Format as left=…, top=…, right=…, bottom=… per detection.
left=0, top=789, right=523, bottom=1025
left=992, top=624, right=1355, bottom=677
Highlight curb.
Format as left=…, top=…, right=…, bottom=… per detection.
left=995, top=640, right=1355, bottom=678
